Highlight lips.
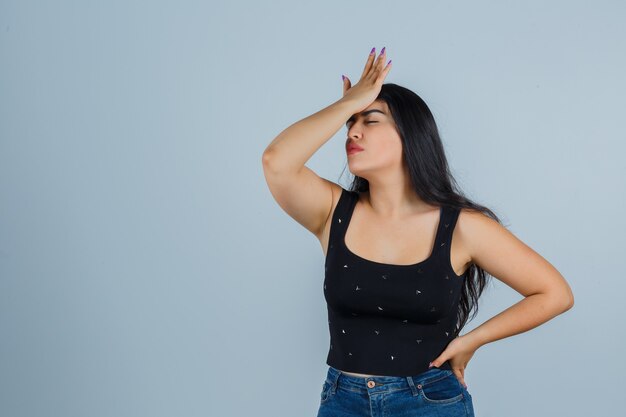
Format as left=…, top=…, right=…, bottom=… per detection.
left=347, top=143, right=364, bottom=153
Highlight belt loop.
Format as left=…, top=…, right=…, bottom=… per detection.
left=406, top=376, right=419, bottom=396
left=328, top=367, right=341, bottom=394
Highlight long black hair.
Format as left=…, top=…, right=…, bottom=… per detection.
left=340, top=82, right=504, bottom=339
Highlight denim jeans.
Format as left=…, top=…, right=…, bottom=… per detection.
left=316, top=365, right=475, bottom=417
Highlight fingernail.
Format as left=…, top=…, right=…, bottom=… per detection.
left=428, top=362, right=433, bottom=368
left=387, top=59, right=392, bottom=65
left=342, top=75, right=345, bottom=81
left=370, top=47, right=375, bottom=55
left=380, top=46, right=386, bottom=54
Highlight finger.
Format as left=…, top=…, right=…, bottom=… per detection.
left=368, top=47, right=387, bottom=81
left=375, top=47, right=387, bottom=71
left=452, top=370, right=464, bottom=386
left=375, top=46, right=387, bottom=71
left=454, top=369, right=467, bottom=388
left=365, top=47, right=385, bottom=80
left=377, top=59, right=392, bottom=83
left=360, top=47, right=377, bottom=79
left=342, top=76, right=351, bottom=95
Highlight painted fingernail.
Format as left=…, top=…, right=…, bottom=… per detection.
left=342, top=75, right=345, bottom=81
left=370, top=47, right=375, bottom=55
left=381, top=46, right=386, bottom=54
left=387, top=59, right=392, bottom=65
left=428, top=362, right=433, bottom=368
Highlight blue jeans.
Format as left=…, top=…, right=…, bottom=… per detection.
left=316, top=365, right=475, bottom=417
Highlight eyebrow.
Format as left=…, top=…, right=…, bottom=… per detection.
left=345, top=109, right=386, bottom=126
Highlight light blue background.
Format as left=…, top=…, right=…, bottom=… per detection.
left=1, top=1, right=624, bottom=416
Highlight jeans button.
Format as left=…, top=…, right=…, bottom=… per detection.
left=367, top=380, right=375, bottom=388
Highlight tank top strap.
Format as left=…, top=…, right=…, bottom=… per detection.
left=434, top=205, right=461, bottom=255
left=328, top=188, right=359, bottom=246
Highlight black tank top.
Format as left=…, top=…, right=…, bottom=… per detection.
left=323, top=188, right=468, bottom=377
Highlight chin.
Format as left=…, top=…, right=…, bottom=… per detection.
left=347, top=164, right=369, bottom=178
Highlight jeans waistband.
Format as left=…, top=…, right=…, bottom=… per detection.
left=325, top=365, right=454, bottom=394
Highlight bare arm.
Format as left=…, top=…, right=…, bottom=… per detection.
left=429, top=209, right=575, bottom=387
left=262, top=48, right=392, bottom=238
left=262, top=98, right=359, bottom=173
left=261, top=99, right=359, bottom=237
left=458, top=210, right=575, bottom=350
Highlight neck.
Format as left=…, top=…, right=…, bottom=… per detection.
left=363, top=181, right=432, bottom=219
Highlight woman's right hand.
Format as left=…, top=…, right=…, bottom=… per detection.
left=341, top=47, right=392, bottom=113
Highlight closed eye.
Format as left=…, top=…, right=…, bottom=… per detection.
left=346, top=121, right=378, bottom=129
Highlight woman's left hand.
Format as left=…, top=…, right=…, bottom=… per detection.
left=428, top=334, right=478, bottom=389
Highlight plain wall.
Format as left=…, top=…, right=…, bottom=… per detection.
left=1, top=1, right=624, bottom=416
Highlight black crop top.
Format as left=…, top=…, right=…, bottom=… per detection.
left=323, top=188, right=468, bottom=377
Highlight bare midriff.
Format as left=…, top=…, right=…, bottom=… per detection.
left=340, top=369, right=386, bottom=378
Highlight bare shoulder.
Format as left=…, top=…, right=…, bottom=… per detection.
left=456, top=207, right=573, bottom=307
left=316, top=183, right=346, bottom=254
left=456, top=207, right=500, bottom=232
left=455, top=207, right=503, bottom=263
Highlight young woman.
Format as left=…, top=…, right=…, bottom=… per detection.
left=262, top=47, right=574, bottom=417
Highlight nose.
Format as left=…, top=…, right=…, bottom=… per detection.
left=347, top=137, right=362, bottom=148
left=348, top=128, right=362, bottom=140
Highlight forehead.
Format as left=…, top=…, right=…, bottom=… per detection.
left=369, top=100, right=388, bottom=112
left=346, top=102, right=389, bottom=124
left=360, top=101, right=388, bottom=115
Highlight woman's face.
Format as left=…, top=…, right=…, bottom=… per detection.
left=344, top=100, right=403, bottom=178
